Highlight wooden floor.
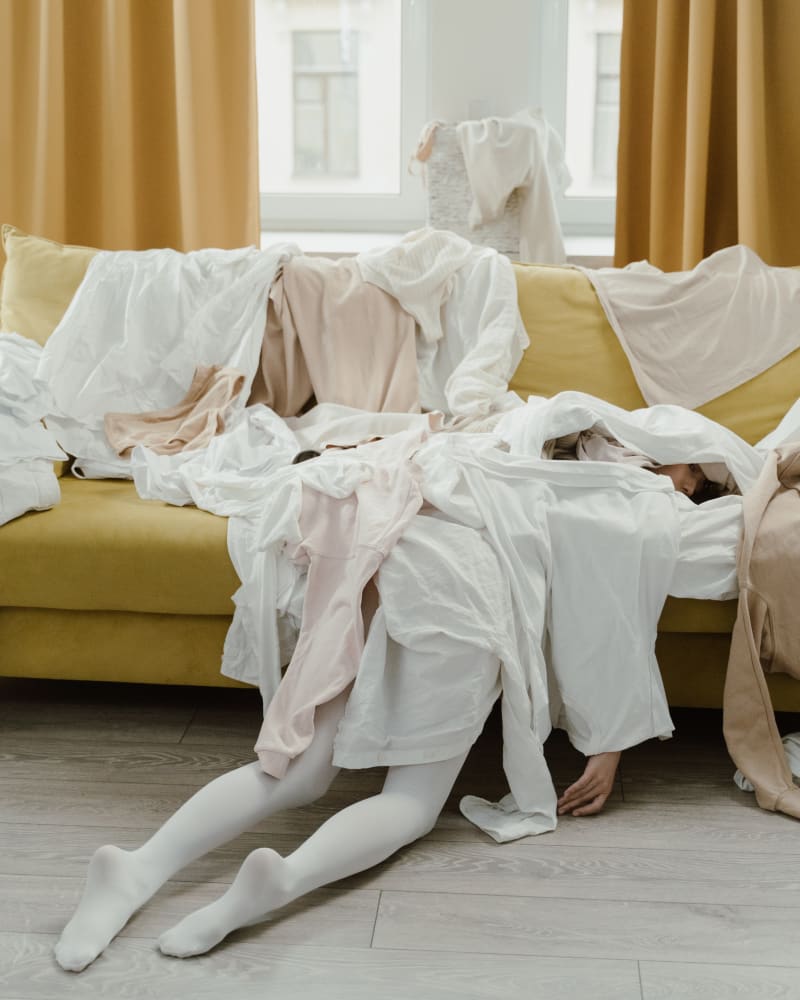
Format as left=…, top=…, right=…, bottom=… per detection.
left=2, top=677, right=800, bottom=1000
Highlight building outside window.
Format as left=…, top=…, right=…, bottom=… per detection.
left=292, top=30, right=360, bottom=178
left=256, top=0, right=426, bottom=230
left=592, top=31, right=622, bottom=185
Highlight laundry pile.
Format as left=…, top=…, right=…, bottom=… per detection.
left=0, top=332, right=66, bottom=526
left=7, top=231, right=800, bottom=838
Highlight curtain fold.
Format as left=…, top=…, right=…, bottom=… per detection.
left=615, top=0, right=800, bottom=269
left=0, top=0, right=259, bottom=263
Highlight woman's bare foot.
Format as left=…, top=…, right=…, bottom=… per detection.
left=557, top=750, right=621, bottom=816
left=54, top=845, right=159, bottom=972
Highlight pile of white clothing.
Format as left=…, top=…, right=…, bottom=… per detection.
left=36, top=231, right=528, bottom=482
left=0, top=332, right=67, bottom=526
left=357, top=228, right=528, bottom=419
left=132, top=391, right=756, bottom=842
left=37, top=243, right=299, bottom=479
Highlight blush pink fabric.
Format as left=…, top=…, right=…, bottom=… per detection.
left=104, top=364, right=245, bottom=456
left=248, top=255, right=420, bottom=417
left=254, top=437, right=426, bottom=778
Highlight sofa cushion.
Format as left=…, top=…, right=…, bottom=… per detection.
left=0, top=475, right=735, bottom=634
left=511, top=262, right=800, bottom=445
left=0, top=477, right=239, bottom=615
left=511, top=263, right=647, bottom=411
left=0, top=225, right=98, bottom=346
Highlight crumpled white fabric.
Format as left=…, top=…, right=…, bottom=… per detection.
left=0, top=332, right=66, bottom=526
left=734, top=734, right=800, bottom=792
left=357, top=228, right=475, bottom=346
left=286, top=404, right=443, bottom=452
left=434, top=394, right=759, bottom=841
left=131, top=405, right=300, bottom=515
left=126, top=389, right=758, bottom=842
left=496, top=391, right=764, bottom=495
left=412, top=432, right=681, bottom=842
left=582, top=246, right=800, bottom=409
left=357, top=228, right=528, bottom=418
left=38, top=243, right=298, bottom=478
left=457, top=107, right=570, bottom=264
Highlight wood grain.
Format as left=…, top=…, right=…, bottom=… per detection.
left=0, top=933, right=643, bottom=1000
left=372, top=890, right=800, bottom=966
left=3, top=678, right=799, bottom=998
left=639, top=960, right=800, bottom=999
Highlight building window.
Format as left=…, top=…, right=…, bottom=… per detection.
left=592, top=32, right=621, bottom=184
left=292, top=30, right=359, bottom=178
left=256, top=0, right=428, bottom=231
left=539, top=0, right=623, bottom=235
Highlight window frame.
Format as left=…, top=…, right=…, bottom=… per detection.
left=259, top=0, right=430, bottom=233
left=532, top=0, right=618, bottom=237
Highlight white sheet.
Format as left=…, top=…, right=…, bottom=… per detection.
left=582, top=246, right=800, bottom=409
left=38, top=244, right=298, bottom=478
left=357, top=228, right=529, bottom=418
left=456, top=108, right=570, bottom=264
left=0, top=332, right=66, bottom=526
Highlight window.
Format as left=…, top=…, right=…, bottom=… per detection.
left=256, top=0, right=428, bottom=231
left=592, top=33, right=621, bottom=185
left=537, top=0, right=623, bottom=235
left=292, top=31, right=360, bottom=177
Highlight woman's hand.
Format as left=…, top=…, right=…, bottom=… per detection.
left=557, top=750, right=621, bottom=816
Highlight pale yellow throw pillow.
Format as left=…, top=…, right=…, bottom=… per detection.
left=0, top=225, right=98, bottom=346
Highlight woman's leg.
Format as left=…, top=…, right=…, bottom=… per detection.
left=158, top=749, right=469, bottom=958
left=55, top=689, right=350, bottom=973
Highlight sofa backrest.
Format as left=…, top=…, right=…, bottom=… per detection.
left=512, top=261, right=800, bottom=446
left=2, top=227, right=798, bottom=447
left=0, top=225, right=97, bottom=347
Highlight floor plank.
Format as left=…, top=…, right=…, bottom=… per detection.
left=0, top=824, right=304, bottom=881
left=639, top=960, right=800, bottom=999
left=0, top=874, right=379, bottom=947
left=372, top=891, right=800, bottom=966
left=3, top=679, right=799, bottom=998
left=349, top=839, right=800, bottom=907
left=0, top=933, right=644, bottom=1000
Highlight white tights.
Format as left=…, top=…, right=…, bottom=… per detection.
left=54, top=689, right=469, bottom=971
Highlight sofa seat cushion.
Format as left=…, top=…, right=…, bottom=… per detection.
left=658, top=596, right=737, bottom=634
left=0, top=475, right=738, bottom=632
left=0, top=477, right=240, bottom=615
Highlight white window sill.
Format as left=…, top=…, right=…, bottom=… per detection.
left=261, top=231, right=614, bottom=266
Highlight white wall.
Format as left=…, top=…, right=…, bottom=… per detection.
left=428, top=0, right=538, bottom=121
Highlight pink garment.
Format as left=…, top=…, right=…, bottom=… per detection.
left=254, top=436, right=426, bottom=778
left=248, top=256, right=420, bottom=416
left=104, top=364, right=245, bottom=456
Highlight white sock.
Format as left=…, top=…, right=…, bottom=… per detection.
left=158, top=752, right=467, bottom=958
left=54, top=691, right=348, bottom=972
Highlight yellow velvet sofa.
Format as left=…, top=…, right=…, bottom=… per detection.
left=2, top=227, right=800, bottom=710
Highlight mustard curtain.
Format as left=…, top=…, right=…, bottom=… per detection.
left=615, top=0, right=800, bottom=269
left=0, top=0, right=259, bottom=261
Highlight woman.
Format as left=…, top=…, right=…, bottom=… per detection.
left=54, top=430, right=738, bottom=971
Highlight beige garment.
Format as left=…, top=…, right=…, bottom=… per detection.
left=248, top=256, right=420, bottom=417
left=104, top=364, right=245, bottom=457
left=723, top=444, right=800, bottom=819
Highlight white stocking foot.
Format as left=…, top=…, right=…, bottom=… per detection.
left=55, top=845, right=158, bottom=972
left=158, top=848, right=290, bottom=958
